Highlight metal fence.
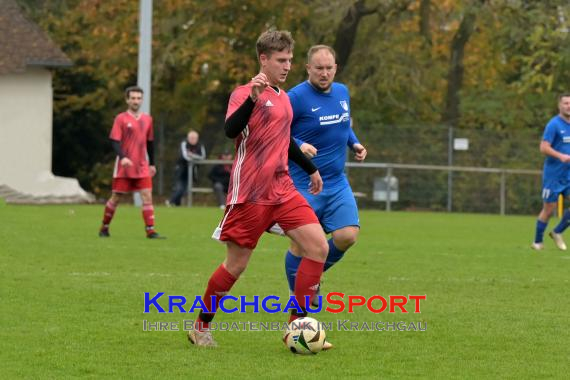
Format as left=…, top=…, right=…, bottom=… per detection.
left=185, top=159, right=542, bottom=215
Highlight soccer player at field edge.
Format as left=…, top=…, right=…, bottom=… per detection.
left=532, top=93, right=570, bottom=251
left=98, top=86, right=164, bottom=239
left=283, top=45, right=367, bottom=311
left=188, top=30, right=329, bottom=348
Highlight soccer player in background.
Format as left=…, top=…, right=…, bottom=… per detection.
left=283, top=45, right=367, bottom=311
left=531, top=93, right=570, bottom=251
left=98, top=86, right=164, bottom=239
left=188, top=30, right=329, bottom=347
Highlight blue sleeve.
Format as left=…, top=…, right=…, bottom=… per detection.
left=543, top=121, right=557, bottom=144
left=347, top=128, right=360, bottom=149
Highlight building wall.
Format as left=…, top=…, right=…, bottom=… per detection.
left=0, top=67, right=90, bottom=199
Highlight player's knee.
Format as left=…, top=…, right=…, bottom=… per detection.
left=313, top=240, right=329, bottom=261
left=224, top=261, right=247, bottom=278
left=336, top=235, right=357, bottom=251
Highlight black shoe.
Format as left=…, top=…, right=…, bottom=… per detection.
left=147, top=232, right=166, bottom=239
left=99, top=229, right=110, bottom=237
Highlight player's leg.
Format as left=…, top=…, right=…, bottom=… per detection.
left=284, top=189, right=323, bottom=293
left=190, top=203, right=267, bottom=347
left=140, top=179, right=165, bottom=239
left=549, top=188, right=570, bottom=250
left=533, top=201, right=557, bottom=250
left=321, top=186, right=360, bottom=270
left=99, top=178, right=127, bottom=237
left=533, top=184, right=558, bottom=250
left=277, top=194, right=328, bottom=321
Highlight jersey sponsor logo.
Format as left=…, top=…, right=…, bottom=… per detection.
left=319, top=112, right=350, bottom=125
left=127, top=123, right=133, bottom=128
left=340, top=100, right=348, bottom=111
left=311, top=107, right=321, bottom=112
left=563, top=136, right=570, bottom=143
left=265, top=100, right=274, bottom=107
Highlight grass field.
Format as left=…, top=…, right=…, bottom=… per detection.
left=1, top=202, right=569, bottom=379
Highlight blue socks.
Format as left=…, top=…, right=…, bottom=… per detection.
left=534, top=220, right=548, bottom=243
left=285, top=250, right=302, bottom=292
left=324, top=238, right=346, bottom=271
left=554, top=209, right=570, bottom=234
left=284, top=238, right=347, bottom=292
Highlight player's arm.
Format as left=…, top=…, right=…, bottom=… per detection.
left=111, top=139, right=133, bottom=168
left=289, top=137, right=323, bottom=194
left=224, top=97, right=255, bottom=138
left=147, top=140, right=156, bottom=176
left=540, top=140, right=570, bottom=163
left=347, top=128, right=367, bottom=161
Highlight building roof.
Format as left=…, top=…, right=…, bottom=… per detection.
left=0, top=0, right=72, bottom=75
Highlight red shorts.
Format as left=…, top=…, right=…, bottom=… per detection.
left=112, top=177, right=153, bottom=193
left=212, top=192, right=319, bottom=249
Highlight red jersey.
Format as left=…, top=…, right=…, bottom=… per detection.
left=225, top=84, right=297, bottom=205
left=110, top=111, right=154, bottom=178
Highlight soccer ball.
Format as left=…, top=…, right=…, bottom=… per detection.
left=284, top=317, right=326, bottom=354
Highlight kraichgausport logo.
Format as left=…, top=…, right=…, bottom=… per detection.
left=144, top=292, right=426, bottom=314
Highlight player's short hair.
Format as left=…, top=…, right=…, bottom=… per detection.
left=125, top=86, right=144, bottom=98
left=559, top=93, right=570, bottom=101
left=307, top=45, right=336, bottom=64
left=256, top=30, right=294, bottom=58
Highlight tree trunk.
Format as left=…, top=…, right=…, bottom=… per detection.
left=332, top=0, right=378, bottom=75
left=419, top=0, right=431, bottom=45
left=442, top=3, right=485, bottom=127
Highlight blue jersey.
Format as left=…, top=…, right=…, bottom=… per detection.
left=542, top=115, right=570, bottom=182
left=288, top=81, right=359, bottom=191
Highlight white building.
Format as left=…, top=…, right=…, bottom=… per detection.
left=0, top=0, right=92, bottom=203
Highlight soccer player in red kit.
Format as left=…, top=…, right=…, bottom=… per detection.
left=188, top=30, right=329, bottom=347
left=98, top=86, right=164, bottom=239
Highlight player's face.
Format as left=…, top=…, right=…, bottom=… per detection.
left=260, top=50, right=292, bottom=85
left=306, top=49, right=337, bottom=92
left=126, top=91, right=143, bottom=112
left=559, top=96, right=570, bottom=118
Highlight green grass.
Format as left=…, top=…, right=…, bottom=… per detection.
left=1, top=204, right=569, bottom=379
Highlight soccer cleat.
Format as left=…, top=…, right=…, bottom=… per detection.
left=188, top=329, right=217, bottom=347
left=146, top=232, right=166, bottom=239
left=530, top=242, right=544, bottom=251
left=549, top=232, right=567, bottom=251
left=322, top=340, right=334, bottom=351
left=99, top=228, right=110, bottom=238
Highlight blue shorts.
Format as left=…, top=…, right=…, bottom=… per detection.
left=541, top=178, right=570, bottom=203
left=298, top=185, right=360, bottom=234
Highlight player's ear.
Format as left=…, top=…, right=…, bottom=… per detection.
left=259, top=53, right=268, bottom=67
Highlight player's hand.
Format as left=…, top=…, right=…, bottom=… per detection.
left=149, top=165, right=157, bottom=177
left=120, top=157, right=133, bottom=168
left=308, top=171, right=323, bottom=195
left=560, top=154, right=570, bottom=163
left=250, top=73, right=269, bottom=101
left=353, top=143, right=367, bottom=161
left=300, top=143, right=317, bottom=159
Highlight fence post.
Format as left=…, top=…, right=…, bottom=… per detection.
left=186, top=162, right=194, bottom=207
left=500, top=170, right=506, bottom=215
left=386, top=166, right=392, bottom=212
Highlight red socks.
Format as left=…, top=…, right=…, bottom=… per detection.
left=142, top=203, right=155, bottom=233
left=195, top=264, right=237, bottom=331
left=101, top=200, right=117, bottom=227
left=289, top=257, right=324, bottom=323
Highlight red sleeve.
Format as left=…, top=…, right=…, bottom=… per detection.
left=225, top=85, right=251, bottom=120
left=109, top=114, right=123, bottom=140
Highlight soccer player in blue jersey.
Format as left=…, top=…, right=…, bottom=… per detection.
left=283, top=45, right=367, bottom=318
left=532, top=93, right=570, bottom=251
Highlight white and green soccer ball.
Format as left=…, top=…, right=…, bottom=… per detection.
left=284, top=317, right=326, bottom=355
